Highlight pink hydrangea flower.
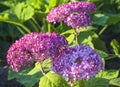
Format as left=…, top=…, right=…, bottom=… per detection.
left=47, top=1, right=96, bottom=28
left=7, top=32, right=68, bottom=72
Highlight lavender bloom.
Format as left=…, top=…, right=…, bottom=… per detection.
left=47, top=4, right=72, bottom=23
left=33, top=32, right=69, bottom=61
left=7, top=32, right=68, bottom=72
left=52, top=45, right=103, bottom=81
left=66, top=12, right=91, bottom=28
left=47, top=1, right=96, bottom=28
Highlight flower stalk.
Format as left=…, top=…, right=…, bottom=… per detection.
left=39, top=62, right=46, bottom=76
left=74, top=28, right=79, bottom=44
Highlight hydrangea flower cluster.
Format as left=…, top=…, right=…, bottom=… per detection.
left=52, top=45, right=103, bottom=81
left=47, top=1, right=96, bottom=28
left=7, top=32, right=68, bottom=72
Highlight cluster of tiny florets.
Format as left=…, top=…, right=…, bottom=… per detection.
left=7, top=32, right=68, bottom=72
left=47, top=1, right=96, bottom=28
left=52, top=45, right=103, bottom=81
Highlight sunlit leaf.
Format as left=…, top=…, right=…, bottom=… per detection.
left=96, top=50, right=109, bottom=58
left=85, top=78, right=109, bottom=87
left=67, top=34, right=75, bottom=44
left=78, top=30, right=107, bottom=51
left=110, top=39, right=120, bottom=54
left=107, top=14, right=120, bottom=25
left=93, top=14, right=109, bottom=26
left=14, top=3, right=34, bottom=21
left=39, top=72, right=69, bottom=87
left=61, top=29, right=74, bottom=35
left=8, top=66, right=42, bottom=87
left=110, top=78, right=120, bottom=86
left=96, top=70, right=119, bottom=80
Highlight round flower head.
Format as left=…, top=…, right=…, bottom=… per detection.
left=33, top=32, right=69, bottom=61
left=47, top=3, right=72, bottom=23
left=7, top=32, right=68, bottom=72
left=47, top=1, right=96, bottom=28
left=52, top=45, right=103, bottom=81
left=66, top=12, right=91, bottom=28
left=6, top=32, right=39, bottom=72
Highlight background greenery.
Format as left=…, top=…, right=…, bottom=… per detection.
left=0, top=0, right=120, bottom=87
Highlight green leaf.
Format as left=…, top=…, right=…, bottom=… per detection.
left=110, top=39, right=120, bottom=55
left=8, top=66, right=42, bottom=87
left=49, top=0, right=57, bottom=9
left=78, top=30, right=98, bottom=42
left=85, top=78, right=109, bottom=87
left=0, top=10, right=31, bottom=33
left=27, top=63, right=41, bottom=75
left=93, top=14, right=109, bottom=26
left=28, top=58, right=51, bottom=75
left=96, top=70, right=119, bottom=80
left=74, top=80, right=85, bottom=87
left=81, top=36, right=94, bottom=49
left=110, top=78, right=120, bottom=86
left=67, top=34, right=75, bottom=44
left=39, top=72, right=69, bottom=87
left=78, top=30, right=107, bottom=52
left=96, top=50, right=109, bottom=58
left=42, top=58, right=51, bottom=72
left=107, top=14, right=120, bottom=25
left=49, top=0, right=69, bottom=9
left=27, top=0, right=42, bottom=9
left=14, top=3, right=34, bottom=21
left=93, top=38, right=108, bottom=52
left=61, top=29, right=74, bottom=35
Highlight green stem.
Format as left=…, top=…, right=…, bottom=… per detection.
left=99, top=25, right=108, bottom=35
left=17, top=26, right=25, bottom=35
left=48, top=23, right=51, bottom=33
left=74, top=29, right=79, bottom=44
left=39, top=62, right=46, bottom=76
left=0, top=20, right=31, bottom=33
left=29, top=19, right=39, bottom=32
left=31, top=17, right=41, bottom=32
left=106, top=54, right=120, bottom=60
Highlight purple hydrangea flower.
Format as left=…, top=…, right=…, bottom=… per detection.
left=7, top=32, right=68, bottom=72
left=66, top=12, right=91, bottom=28
left=47, top=1, right=96, bottom=28
left=33, top=32, right=69, bottom=61
left=52, top=45, right=103, bottom=81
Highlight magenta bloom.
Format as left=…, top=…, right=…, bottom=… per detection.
left=7, top=32, right=68, bottom=72
left=33, top=32, right=69, bottom=61
left=52, top=45, right=103, bottom=81
left=47, top=1, right=96, bottom=28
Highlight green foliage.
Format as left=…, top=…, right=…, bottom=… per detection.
left=106, top=14, right=120, bottom=25
left=75, top=78, right=109, bottom=87
left=110, top=78, right=120, bottom=86
left=96, top=70, right=119, bottom=80
left=85, top=78, right=109, bottom=87
left=110, top=39, right=120, bottom=57
left=14, top=3, right=34, bottom=21
left=8, top=58, right=51, bottom=87
left=96, top=70, right=120, bottom=86
left=8, top=66, right=42, bottom=87
left=39, top=72, right=69, bottom=87
left=0, top=0, right=120, bottom=87
left=93, top=14, right=109, bottom=26
left=78, top=30, right=107, bottom=52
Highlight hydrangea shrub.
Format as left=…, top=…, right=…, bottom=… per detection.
left=6, top=1, right=104, bottom=87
